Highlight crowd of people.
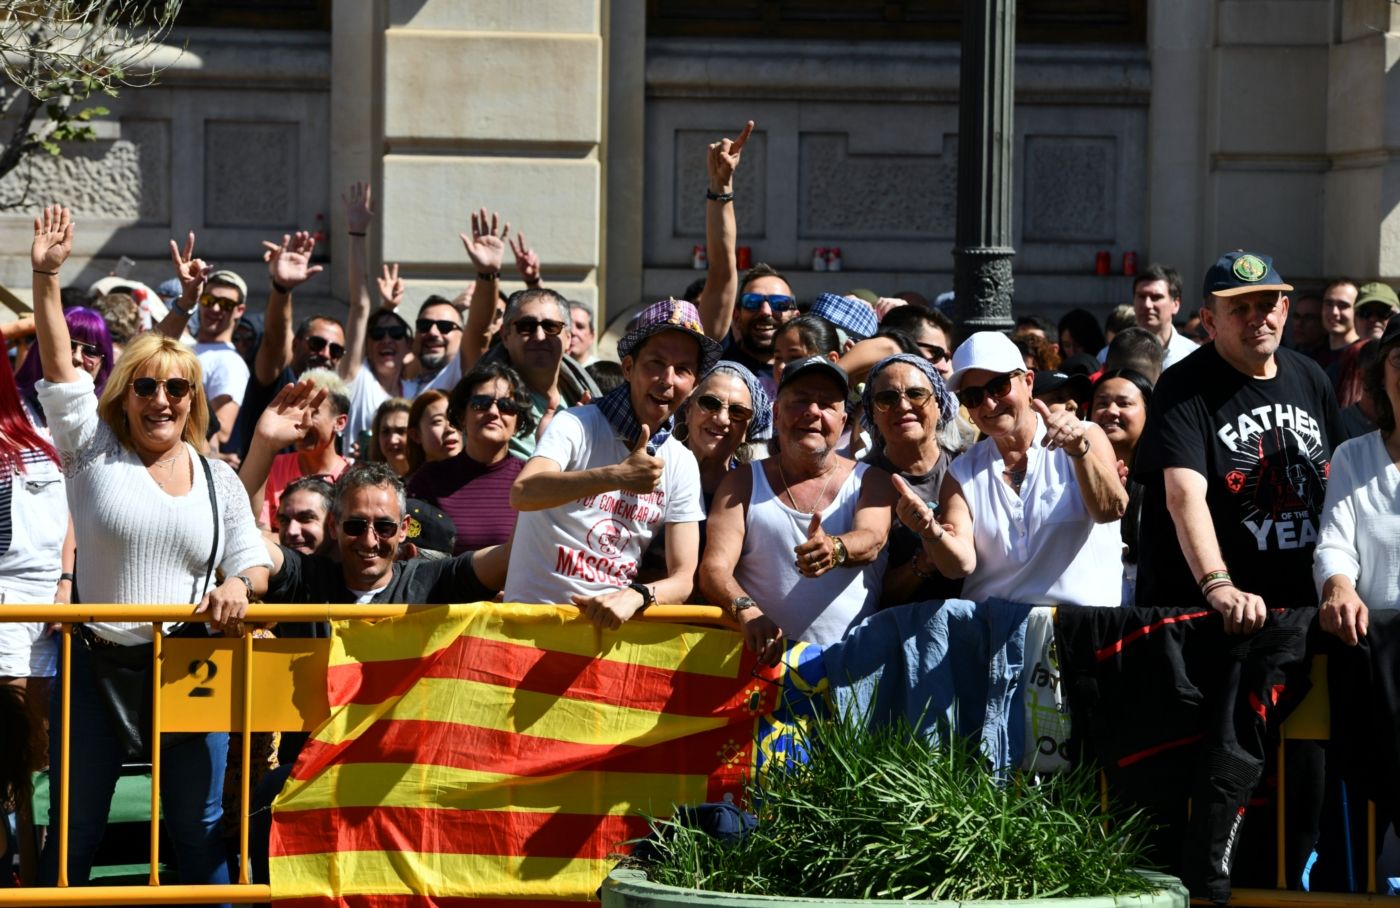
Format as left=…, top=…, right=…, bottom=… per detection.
left=0, top=119, right=1397, bottom=896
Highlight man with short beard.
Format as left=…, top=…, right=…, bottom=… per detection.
left=411, top=295, right=462, bottom=385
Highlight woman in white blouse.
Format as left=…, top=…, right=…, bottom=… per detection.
left=1315, top=315, right=1400, bottom=645
left=30, top=206, right=270, bottom=898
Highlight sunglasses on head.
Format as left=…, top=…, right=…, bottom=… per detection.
left=466, top=394, right=523, bottom=415
left=368, top=324, right=409, bottom=341
left=340, top=517, right=400, bottom=539
left=957, top=371, right=1022, bottom=409
left=917, top=343, right=949, bottom=364
left=132, top=377, right=192, bottom=400
left=695, top=394, right=754, bottom=422
left=305, top=335, right=346, bottom=359
left=70, top=339, right=103, bottom=363
left=738, top=292, right=797, bottom=312
left=872, top=386, right=935, bottom=412
left=198, top=293, right=240, bottom=312
left=416, top=318, right=461, bottom=335
left=512, top=317, right=567, bottom=337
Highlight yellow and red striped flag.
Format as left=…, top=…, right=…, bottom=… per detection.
left=268, top=603, right=784, bottom=906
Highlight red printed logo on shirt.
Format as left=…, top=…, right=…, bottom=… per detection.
left=1225, top=470, right=1246, bottom=494
left=586, top=518, right=630, bottom=557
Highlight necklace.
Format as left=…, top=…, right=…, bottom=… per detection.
left=778, top=459, right=839, bottom=515
left=1003, top=467, right=1027, bottom=493
left=148, top=450, right=183, bottom=489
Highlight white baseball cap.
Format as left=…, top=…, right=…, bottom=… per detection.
left=946, top=331, right=1026, bottom=392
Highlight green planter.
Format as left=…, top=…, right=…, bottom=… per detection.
left=601, top=868, right=1190, bottom=907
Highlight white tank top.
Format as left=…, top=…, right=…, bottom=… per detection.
left=736, top=460, right=886, bottom=646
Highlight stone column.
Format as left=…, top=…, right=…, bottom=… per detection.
left=952, top=0, right=1016, bottom=332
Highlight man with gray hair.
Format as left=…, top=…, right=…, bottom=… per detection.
left=568, top=299, right=597, bottom=366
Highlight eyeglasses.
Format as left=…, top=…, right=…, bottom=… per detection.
left=872, top=386, right=935, bottom=412
left=305, top=335, right=346, bottom=359
left=198, top=293, right=241, bottom=312
left=131, top=377, right=192, bottom=400
left=340, top=517, right=400, bottom=539
left=694, top=394, right=754, bottom=422
left=368, top=324, right=409, bottom=341
left=739, top=293, right=797, bottom=313
left=957, top=371, right=1022, bottom=409
left=70, top=339, right=103, bottom=364
left=416, top=318, right=461, bottom=335
left=917, top=343, right=949, bottom=364
left=511, top=317, right=567, bottom=337
left=467, top=394, right=523, bottom=415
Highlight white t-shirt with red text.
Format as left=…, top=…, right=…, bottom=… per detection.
left=503, top=405, right=704, bottom=604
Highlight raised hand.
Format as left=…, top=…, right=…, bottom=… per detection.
left=509, top=232, right=541, bottom=286
left=460, top=208, right=509, bottom=274
left=32, top=205, right=74, bottom=273
left=263, top=230, right=324, bottom=292
left=1031, top=398, right=1089, bottom=459
left=253, top=379, right=328, bottom=449
left=707, top=120, right=754, bottom=194
left=169, top=231, right=210, bottom=299
left=342, top=181, right=373, bottom=235
left=377, top=262, right=405, bottom=309
left=793, top=512, right=836, bottom=578
left=612, top=424, right=664, bottom=493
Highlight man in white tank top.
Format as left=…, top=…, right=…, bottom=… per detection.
left=700, top=356, right=893, bottom=664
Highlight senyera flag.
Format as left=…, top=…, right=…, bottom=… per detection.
left=268, top=603, right=824, bottom=906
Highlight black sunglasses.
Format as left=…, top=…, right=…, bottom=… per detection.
left=467, top=394, right=523, bottom=415
left=306, top=335, right=346, bottom=359
left=416, top=318, right=461, bottom=335
left=369, top=324, right=409, bottom=341
left=695, top=394, right=754, bottom=422
left=739, top=292, right=797, bottom=312
left=957, top=371, right=1022, bottom=409
left=872, top=387, right=935, bottom=412
left=917, top=343, right=949, bottom=364
left=70, top=339, right=103, bottom=363
left=512, top=317, right=566, bottom=337
left=132, top=377, right=192, bottom=400
left=340, top=517, right=400, bottom=539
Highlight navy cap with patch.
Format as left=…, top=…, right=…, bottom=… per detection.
left=1202, top=251, right=1293, bottom=298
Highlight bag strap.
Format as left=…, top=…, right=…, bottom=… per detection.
left=198, top=453, right=219, bottom=603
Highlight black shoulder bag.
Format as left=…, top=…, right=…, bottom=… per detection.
left=83, top=454, right=220, bottom=761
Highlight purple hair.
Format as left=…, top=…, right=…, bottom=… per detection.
left=15, top=307, right=114, bottom=423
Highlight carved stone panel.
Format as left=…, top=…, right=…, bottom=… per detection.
left=0, top=118, right=171, bottom=222
left=204, top=121, right=298, bottom=227
left=1022, top=135, right=1116, bottom=242
left=672, top=128, right=766, bottom=237
left=798, top=132, right=957, bottom=238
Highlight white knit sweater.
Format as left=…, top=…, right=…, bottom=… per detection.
left=36, top=376, right=270, bottom=644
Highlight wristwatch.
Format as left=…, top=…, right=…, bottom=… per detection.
left=233, top=574, right=254, bottom=599
left=831, top=535, right=849, bottom=568
left=727, top=595, right=757, bottom=620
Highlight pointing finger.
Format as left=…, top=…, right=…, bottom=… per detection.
left=731, top=120, right=755, bottom=153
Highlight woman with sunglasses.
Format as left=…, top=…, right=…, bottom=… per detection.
left=675, top=362, right=771, bottom=503
left=860, top=353, right=963, bottom=607
left=405, top=389, right=462, bottom=475
left=368, top=397, right=412, bottom=477
left=406, top=363, right=533, bottom=554
left=14, top=306, right=113, bottom=428
left=29, top=206, right=271, bottom=899
left=913, top=332, right=1126, bottom=609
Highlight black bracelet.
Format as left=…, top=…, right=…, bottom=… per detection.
left=270, top=278, right=292, bottom=295
left=33, top=269, right=57, bottom=275
left=628, top=581, right=656, bottom=610
left=347, top=231, right=366, bottom=237
left=478, top=271, right=501, bottom=281
left=705, top=189, right=734, bottom=203
left=59, top=572, right=75, bottom=583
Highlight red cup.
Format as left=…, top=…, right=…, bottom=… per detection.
left=1095, top=250, right=1111, bottom=275
left=737, top=246, right=753, bottom=270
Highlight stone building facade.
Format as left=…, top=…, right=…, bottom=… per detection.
left=1, top=0, right=1395, bottom=338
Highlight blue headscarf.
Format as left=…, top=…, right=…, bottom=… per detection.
left=685, top=360, right=772, bottom=443
left=860, top=353, right=956, bottom=441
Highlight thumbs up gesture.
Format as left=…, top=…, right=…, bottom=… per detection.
left=793, top=512, right=836, bottom=578
left=613, top=424, right=665, bottom=493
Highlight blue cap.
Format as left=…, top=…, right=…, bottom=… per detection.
left=1202, top=251, right=1293, bottom=298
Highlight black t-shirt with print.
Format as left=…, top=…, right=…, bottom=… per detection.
left=1132, top=344, right=1344, bottom=609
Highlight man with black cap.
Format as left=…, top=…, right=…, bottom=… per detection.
left=506, top=298, right=718, bottom=627
left=700, top=355, right=894, bottom=665
left=1134, top=251, right=1345, bottom=630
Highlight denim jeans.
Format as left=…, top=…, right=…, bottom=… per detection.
left=39, top=636, right=230, bottom=907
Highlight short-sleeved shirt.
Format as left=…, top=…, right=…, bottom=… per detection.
left=344, top=365, right=418, bottom=455
left=406, top=452, right=523, bottom=553
left=1133, top=343, right=1344, bottom=609
left=260, top=452, right=348, bottom=530
left=194, top=342, right=250, bottom=406
left=503, top=405, right=705, bottom=604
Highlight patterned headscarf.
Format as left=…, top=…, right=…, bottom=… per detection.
left=690, top=360, right=772, bottom=442
left=860, top=353, right=957, bottom=441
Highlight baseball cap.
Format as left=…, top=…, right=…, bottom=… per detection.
left=206, top=269, right=249, bottom=304
left=778, top=355, right=848, bottom=397
left=1032, top=370, right=1091, bottom=402
left=617, top=298, right=721, bottom=374
left=1355, top=282, right=1399, bottom=316
left=1379, top=313, right=1400, bottom=350
left=946, top=331, right=1025, bottom=392
left=811, top=292, right=878, bottom=342
left=1202, top=252, right=1293, bottom=298
left=403, top=499, right=455, bottom=558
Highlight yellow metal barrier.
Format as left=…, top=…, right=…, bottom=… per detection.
left=0, top=603, right=733, bottom=906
